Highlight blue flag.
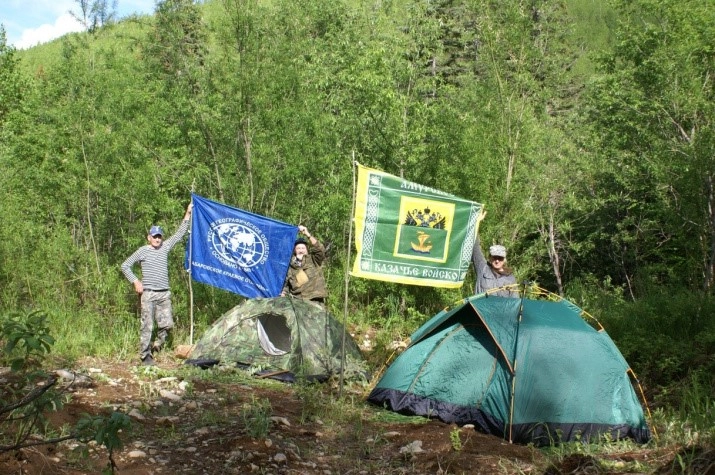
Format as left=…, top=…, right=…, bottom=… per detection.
left=186, top=194, right=298, bottom=298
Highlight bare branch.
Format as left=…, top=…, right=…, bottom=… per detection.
left=0, top=375, right=57, bottom=416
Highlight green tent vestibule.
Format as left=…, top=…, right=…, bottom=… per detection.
left=368, top=290, right=652, bottom=446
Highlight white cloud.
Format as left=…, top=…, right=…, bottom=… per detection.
left=2, top=0, right=157, bottom=50
left=14, top=13, right=84, bottom=50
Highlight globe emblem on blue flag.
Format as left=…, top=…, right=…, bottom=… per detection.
left=209, top=221, right=268, bottom=268
left=188, top=193, right=297, bottom=298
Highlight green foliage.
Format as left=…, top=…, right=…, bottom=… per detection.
left=650, top=406, right=714, bottom=450
left=75, top=411, right=132, bottom=474
left=571, top=284, right=714, bottom=440
left=241, top=396, right=272, bottom=439
left=0, top=310, right=55, bottom=371
left=678, top=372, right=714, bottom=441
left=295, top=379, right=326, bottom=424
left=70, top=0, right=119, bottom=33
left=450, top=426, right=462, bottom=451
left=540, top=435, right=652, bottom=473
left=1, top=310, right=62, bottom=452
left=0, top=26, right=27, bottom=126
left=0, top=310, right=131, bottom=473
left=3, top=0, right=709, bottom=306
left=592, top=289, right=715, bottom=392
left=579, top=0, right=715, bottom=296
left=46, top=306, right=137, bottom=360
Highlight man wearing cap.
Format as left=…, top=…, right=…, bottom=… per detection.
left=121, top=202, right=193, bottom=366
left=281, top=225, right=327, bottom=305
left=471, top=209, right=518, bottom=298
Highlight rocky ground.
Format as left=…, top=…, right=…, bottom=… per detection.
left=0, top=354, right=711, bottom=475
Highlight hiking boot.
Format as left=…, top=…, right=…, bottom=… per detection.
left=151, top=341, right=163, bottom=353
left=141, top=354, right=155, bottom=366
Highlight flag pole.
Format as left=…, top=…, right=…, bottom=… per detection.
left=188, top=187, right=195, bottom=345
left=339, top=154, right=358, bottom=395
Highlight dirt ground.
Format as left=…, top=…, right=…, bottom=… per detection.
left=0, top=355, right=710, bottom=475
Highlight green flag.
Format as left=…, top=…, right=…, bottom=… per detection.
left=352, top=164, right=482, bottom=288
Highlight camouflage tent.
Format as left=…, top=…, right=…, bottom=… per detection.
left=187, top=297, right=366, bottom=381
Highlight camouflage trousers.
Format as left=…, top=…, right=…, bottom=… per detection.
left=140, top=290, right=174, bottom=359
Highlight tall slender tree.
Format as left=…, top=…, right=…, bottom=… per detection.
left=580, top=0, right=715, bottom=295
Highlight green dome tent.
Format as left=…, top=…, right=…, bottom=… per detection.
left=368, top=291, right=651, bottom=446
left=187, top=297, right=367, bottom=381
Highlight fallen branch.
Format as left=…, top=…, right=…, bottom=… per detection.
left=0, top=375, right=57, bottom=416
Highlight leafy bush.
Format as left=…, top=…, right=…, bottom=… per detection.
left=1, top=310, right=66, bottom=451
left=0, top=309, right=131, bottom=474
left=75, top=412, right=132, bottom=474
left=0, top=310, right=55, bottom=371
left=575, top=286, right=715, bottom=420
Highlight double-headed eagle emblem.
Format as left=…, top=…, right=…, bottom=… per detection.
left=404, top=207, right=446, bottom=253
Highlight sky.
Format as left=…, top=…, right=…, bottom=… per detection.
left=1, top=0, right=157, bottom=50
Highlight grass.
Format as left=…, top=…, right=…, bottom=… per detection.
left=241, top=396, right=272, bottom=439
left=45, top=308, right=138, bottom=360
left=370, top=408, right=431, bottom=425
left=196, top=408, right=225, bottom=427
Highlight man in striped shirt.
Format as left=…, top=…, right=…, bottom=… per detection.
left=122, top=203, right=193, bottom=366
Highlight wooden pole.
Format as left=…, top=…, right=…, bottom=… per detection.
left=188, top=184, right=195, bottom=345
left=339, top=154, right=358, bottom=396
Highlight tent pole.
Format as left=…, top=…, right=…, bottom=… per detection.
left=508, top=291, right=526, bottom=443
left=339, top=154, right=358, bottom=397
left=629, top=368, right=658, bottom=440
left=508, top=361, right=517, bottom=443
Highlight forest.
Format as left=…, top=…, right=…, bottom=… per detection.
left=0, top=0, right=713, bottom=472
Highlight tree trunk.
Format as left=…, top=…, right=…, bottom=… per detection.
left=240, top=117, right=254, bottom=210
left=547, top=211, right=563, bottom=296
left=705, top=172, right=715, bottom=291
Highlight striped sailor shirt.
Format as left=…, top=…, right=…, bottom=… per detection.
left=121, top=220, right=190, bottom=291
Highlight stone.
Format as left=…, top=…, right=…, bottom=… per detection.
left=128, top=409, right=145, bottom=421
left=399, top=440, right=425, bottom=455
left=271, top=416, right=291, bottom=427
left=156, top=416, right=179, bottom=425
left=174, top=344, right=194, bottom=359
left=159, top=389, right=182, bottom=402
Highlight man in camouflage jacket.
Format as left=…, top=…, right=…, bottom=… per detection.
left=281, top=225, right=327, bottom=304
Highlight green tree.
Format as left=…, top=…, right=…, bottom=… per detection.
left=0, top=26, right=25, bottom=126
left=579, top=0, right=715, bottom=296
left=71, top=0, right=118, bottom=33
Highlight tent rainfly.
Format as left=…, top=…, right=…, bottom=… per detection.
left=368, top=293, right=652, bottom=446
